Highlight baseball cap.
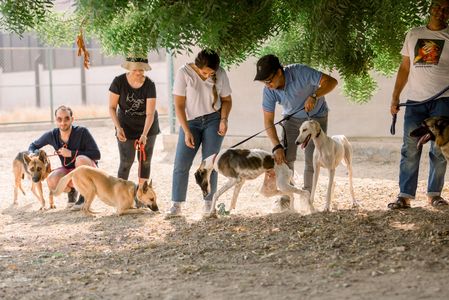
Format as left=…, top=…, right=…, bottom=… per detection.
left=254, top=54, right=282, bottom=81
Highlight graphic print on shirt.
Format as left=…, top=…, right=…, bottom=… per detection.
left=124, top=93, right=145, bottom=116
left=414, top=39, right=445, bottom=66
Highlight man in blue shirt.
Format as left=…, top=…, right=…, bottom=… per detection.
left=254, top=54, right=338, bottom=212
left=29, top=105, right=101, bottom=209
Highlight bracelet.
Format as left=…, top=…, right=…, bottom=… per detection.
left=220, top=118, right=228, bottom=122
left=272, top=143, right=284, bottom=153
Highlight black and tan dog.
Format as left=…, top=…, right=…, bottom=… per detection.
left=51, top=165, right=158, bottom=215
left=410, top=116, right=449, bottom=160
left=194, top=148, right=312, bottom=217
left=13, top=150, right=52, bottom=210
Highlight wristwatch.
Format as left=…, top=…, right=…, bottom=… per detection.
left=311, top=93, right=317, bottom=100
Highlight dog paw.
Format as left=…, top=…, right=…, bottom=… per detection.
left=50, top=205, right=56, bottom=209
left=202, top=211, right=218, bottom=219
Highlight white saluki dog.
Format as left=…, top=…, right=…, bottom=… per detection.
left=194, top=148, right=312, bottom=217
left=295, top=120, right=359, bottom=211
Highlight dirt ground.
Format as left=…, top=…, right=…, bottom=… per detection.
left=1, top=122, right=449, bottom=300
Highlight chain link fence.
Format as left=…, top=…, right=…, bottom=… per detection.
left=0, top=46, right=169, bottom=125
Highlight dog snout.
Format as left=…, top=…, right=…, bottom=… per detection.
left=32, top=176, right=41, bottom=182
left=148, top=204, right=159, bottom=212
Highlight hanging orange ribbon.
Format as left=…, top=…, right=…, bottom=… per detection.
left=76, top=30, right=90, bottom=69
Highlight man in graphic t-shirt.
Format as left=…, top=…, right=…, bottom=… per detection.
left=389, top=0, right=449, bottom=209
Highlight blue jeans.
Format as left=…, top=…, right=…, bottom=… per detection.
left=172, top=111, right=224, bottom=202
left=399, top=97, right=449, bottom=199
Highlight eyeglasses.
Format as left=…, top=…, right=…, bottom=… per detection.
left=56, top=117, right=71, bottom=122
left=263, top=72, right=277, bottom=84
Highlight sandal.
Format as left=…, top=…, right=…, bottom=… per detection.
left=430, top=196, right=449, bottom=207
left=387, top=197, right=411, bottom=210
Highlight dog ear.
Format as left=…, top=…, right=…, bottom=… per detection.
left=436, top=118, right=449, bottom=130
left=23, top=153, right=31, bottom=165
left=142, top=181, right=148, bottom=192
left=38, top=150, right=47, bottom=162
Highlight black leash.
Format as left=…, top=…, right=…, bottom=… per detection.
left=230, top=106, right=306, bottom=148
left=390, top=85, right=449, bottom=135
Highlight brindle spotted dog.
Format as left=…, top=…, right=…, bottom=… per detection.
left=194, top=148, right=312, bottom=217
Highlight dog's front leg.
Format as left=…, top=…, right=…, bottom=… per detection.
left=208, top=179, right=237, bottom=217
left=48, top=192, right=55, bottom=209
left=33, top=182, right=46, bottom=210
left=324, top=169, right=336, bottom=212
left=230, top=179, right=245, bottom=210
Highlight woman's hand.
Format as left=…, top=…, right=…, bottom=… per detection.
left=218, top=118, right=228, bottom=136
left=184, top=131, right=195, bottom=149
left=116, top=127, right=127, bottom=142
left=139, top=134, right=147, bottom=146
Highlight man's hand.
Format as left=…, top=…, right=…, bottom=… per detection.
left=57, top=147, right=72, bottom=158
left=390, top=99, right=400, bottom=115
left=304, top=96, right=317, bottom=112
left=273, top=148, right=287, bottom=164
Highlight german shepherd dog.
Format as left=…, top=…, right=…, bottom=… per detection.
left=194, top=148, right=312, bottom=217
left=51, top=165, right=158, bottom=215
left=13, top=150, right=52, bottom=210
left=410, top=116, right=449, bottom=161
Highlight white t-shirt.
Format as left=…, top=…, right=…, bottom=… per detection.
left=401, top=26, right=449, bottom=101
left=172, top=63, right=232, bottom=120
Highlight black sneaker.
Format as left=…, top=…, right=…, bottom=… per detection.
left=67, top=188, right=78, bottom=208
left=71, top=195, right=85, bottom=211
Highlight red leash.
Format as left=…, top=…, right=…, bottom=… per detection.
left=134, top=139, right=146, bottom=178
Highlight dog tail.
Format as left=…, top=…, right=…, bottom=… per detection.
left=51, top=172, right=75, bottom=196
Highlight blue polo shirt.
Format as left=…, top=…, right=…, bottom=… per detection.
left=262, top=64, right=329, bottom=119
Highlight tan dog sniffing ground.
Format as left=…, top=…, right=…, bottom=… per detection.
left=51, top=165, right=158, bottom=215
left=296, top=120, right=359, bottom=211
left=13, top=150, right=53, bottom=210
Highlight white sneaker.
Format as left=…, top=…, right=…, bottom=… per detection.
left=273, top=196, right=291, bottom=213
left=165, top=203, right=182, bottom=218
left=203, top=201, right=212, bottom=214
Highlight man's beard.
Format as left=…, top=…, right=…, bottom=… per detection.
left=59, top=125, right=71, bottom=132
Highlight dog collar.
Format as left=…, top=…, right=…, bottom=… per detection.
left=133, top=182, right=139, bottom=199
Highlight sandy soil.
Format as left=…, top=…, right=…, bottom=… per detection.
left=1, top=123, right=449, bottom=299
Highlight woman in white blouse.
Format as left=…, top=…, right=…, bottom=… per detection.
left=168, top=49, right=233, bottom=216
